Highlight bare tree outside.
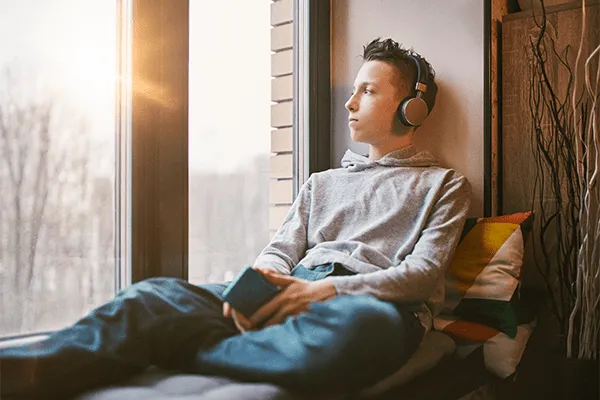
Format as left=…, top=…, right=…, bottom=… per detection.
left=0, top=55, right=271, bottom=336
left=0, top=65, right=115, bottom=337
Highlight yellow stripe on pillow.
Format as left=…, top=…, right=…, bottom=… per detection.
left=446, top=222, right=522, bottom=296
left=462, top=226, right=524, bottom=301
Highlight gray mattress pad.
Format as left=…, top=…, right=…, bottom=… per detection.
left=74, top=331, right=457, bottom=400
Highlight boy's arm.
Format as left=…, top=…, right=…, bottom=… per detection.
left=324, top=173, right=472, bottom=304
left=253, top=177, right=313, bottom=275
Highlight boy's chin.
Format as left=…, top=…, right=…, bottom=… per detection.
left=349, top=130, right=367, bottom=144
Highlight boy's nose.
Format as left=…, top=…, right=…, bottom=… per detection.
left=345, top=98, right=356, bottom=112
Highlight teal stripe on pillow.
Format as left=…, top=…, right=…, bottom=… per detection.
left=454, top=298, right=518, bottom=338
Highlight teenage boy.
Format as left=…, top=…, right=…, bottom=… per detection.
left=0, top=38, right=471, bottom=399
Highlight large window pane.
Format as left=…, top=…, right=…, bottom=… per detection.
left=188, top=1, right=272, bottom=284
left=0, top=0, right=118, bottom=337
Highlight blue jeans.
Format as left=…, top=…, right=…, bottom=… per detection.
left=0, top=263, right=424, bottom=399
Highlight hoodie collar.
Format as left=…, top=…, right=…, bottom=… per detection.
left=341, top=145, right=438, bottom=172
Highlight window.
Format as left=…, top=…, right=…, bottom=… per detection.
left=187, top=1, right=272, bottom=284
left=186, top=0, right=330, bottom=284
left=0, top=0, right=118, bottom=338
left=0, top=0, right=332, bottom=343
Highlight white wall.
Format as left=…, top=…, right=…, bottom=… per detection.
left=331, top=0, right=484, bottom=216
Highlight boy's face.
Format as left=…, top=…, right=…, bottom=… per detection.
left=345, top=60, right=408, bottom=145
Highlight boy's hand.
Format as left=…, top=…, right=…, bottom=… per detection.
left=249, top=269, right=337, bottom=329
left=221, top=267, right=285, bottom=332
left=222, top=267, right=337, bottom=331
left=222, top=301, right=253, bottom=332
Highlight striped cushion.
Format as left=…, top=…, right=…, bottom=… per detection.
left=440, top=211, right=534, bottom=338
left=433, top=211, right=535, bottom=378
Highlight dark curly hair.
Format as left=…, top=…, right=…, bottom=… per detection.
left=362, top=38, right=438, bottom=115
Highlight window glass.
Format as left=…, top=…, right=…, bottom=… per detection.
left=188, top=0, right=272, bottom=284
left=0, top=0, right=117, bottom=337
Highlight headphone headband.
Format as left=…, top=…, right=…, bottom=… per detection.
left=407, top=55, right=428, bottom=94
left=397, top=55, right=431, bottom=127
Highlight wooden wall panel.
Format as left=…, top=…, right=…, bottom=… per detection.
left=502, top=2, right=600, bottom=214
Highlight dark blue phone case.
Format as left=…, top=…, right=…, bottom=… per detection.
left=222, top=266, right=281, bottom=317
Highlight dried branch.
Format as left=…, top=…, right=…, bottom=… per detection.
left=528, top=0, right=599, bottom=360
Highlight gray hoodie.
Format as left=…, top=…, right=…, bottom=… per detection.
left=254, top=145, right=472, bottom=331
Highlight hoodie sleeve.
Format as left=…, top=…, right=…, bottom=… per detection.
left=253, top=176, right=312, bottom=275
left=325, top=173, right=471, bottom=306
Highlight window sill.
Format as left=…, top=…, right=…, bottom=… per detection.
left=0, top=332, right=52, bottom=350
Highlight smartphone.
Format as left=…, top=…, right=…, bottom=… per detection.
left=222, top=266, right=281, bottom=317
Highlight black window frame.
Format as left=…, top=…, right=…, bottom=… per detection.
left=129, top=0, right=189, bottom=282
left=293, top=0, right=331, bottom=197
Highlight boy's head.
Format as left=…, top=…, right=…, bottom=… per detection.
left=346, top=38, right=437, bottom=154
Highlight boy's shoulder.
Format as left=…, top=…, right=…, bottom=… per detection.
left=308, top=165, right=469, bottom=190
left=312, top=164, right=466, bottom=177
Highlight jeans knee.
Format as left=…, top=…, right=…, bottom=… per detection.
left=118, top=277, right=180, bottom=300
left=303, top=296, right=402, bottom=363
left=333, top=295, right=401, bottom=335
left=135, top=277, right=179, bottom=289
left=289, top=296, right=405, bottom=389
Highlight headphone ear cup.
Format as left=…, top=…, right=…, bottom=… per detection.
left=399, top=96, right=429, bottom=127
left=397, top=97, right=412, bottom=126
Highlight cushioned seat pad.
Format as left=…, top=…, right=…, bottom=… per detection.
left=74, top=331, right=456, bottom=400
left=74, top=368, right=293, bottom=400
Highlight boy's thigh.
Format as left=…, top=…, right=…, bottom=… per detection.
left=298, top=295, right=424, bottom=387
left=307, top=294, right=423, bottom=349
left=192, top=294, right=424, bottom=392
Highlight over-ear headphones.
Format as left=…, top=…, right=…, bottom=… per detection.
left=397, top=55, right=430, bottom=127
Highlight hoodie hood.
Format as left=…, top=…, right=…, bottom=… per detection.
left=341, top=145, right=439, bottom=172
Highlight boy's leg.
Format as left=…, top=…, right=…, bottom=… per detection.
left=0, top=277, right=238, bottom=399
left=189, top=294, right=425, bottom=395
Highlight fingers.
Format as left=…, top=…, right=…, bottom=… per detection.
left=248, top=280, right=302, bottom=327
left=226, top=302, right=254, bottom=332
left=249, top=293, right=282, bottom=327
left=235, top=310, right=252, bottom=328
left=227, top=268, right=310, bottom=330
left=252, top=267, right=301, bottom=289
left=231, top=309, right=253, bottom=332
left=259, top=271, right=298, bottom=287
left=223, top=302, right=231, bottom=318
left=252, top=266, right=276, bottom=276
